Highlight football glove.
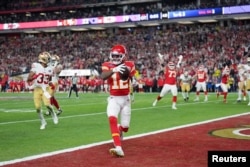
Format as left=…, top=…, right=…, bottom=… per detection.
left=112, top=64, right=126, bottom=74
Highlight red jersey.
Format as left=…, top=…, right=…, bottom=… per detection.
left=164, top=68, right=177, bottom=85
left=157, top=76, right=164, bottom=87
left=221, top=74, right=229, bottom=84
left=196, top=70, right=207, bottom=82
left=221, top=68, right=230, bottom=84
left=102, top=61, right=135, bottom=96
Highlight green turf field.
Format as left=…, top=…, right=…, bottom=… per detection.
left=0, top=91, right=249, bottom=162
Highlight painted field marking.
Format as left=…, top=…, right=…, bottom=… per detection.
left=0, top=112, right=249, bottom=166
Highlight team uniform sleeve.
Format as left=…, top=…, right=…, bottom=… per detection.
left=125, top=61, right=136, bottom=77
left=101, top=62, right=111, bottom=72
left=30, top=63, right=37, bottom=73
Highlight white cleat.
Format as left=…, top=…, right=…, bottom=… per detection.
left=248, top=102, right=250, bottom=106
left=204, top=98, right=208, bottom=102
left=194, top=98, right=199, bottom=101
left=40, top=122, right=47, bottom=130
left=51, top=112, right=59, bottom=124
left=172, top=106, right=177, bottom=110
left=243, top=97, right=247, bottom=101
left=109, top=147, right=124, bottom=157
left=152, top=100, right=157, bottom=107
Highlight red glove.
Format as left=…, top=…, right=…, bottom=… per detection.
left=31, top=74, right=39, bottom=81
left=49, top=82, right=55, bottom=90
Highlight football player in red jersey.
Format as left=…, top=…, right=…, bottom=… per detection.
left=193, top=65, right=208, bottom=102
left=100, top=44, right=135, bottom=157
left=152, top=55, right=183, bottom=110
left=217, top=65, right=230, bottom=103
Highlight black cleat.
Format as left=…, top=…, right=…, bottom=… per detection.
left=57, top=109, right=63, bottom=116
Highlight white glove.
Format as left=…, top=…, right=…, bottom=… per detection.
left=41, top=85, right=51, bottom=99
left=158, top=53, right=163, bottom=60
left=112, top=64, right=126, bottom=74
left=54, top=61, right=58, bottom=67
left=44, top=91, right=51, bottom=99
left=177, top=55, right=183, bottom=68
left=178, top=55, right=183, bottom=62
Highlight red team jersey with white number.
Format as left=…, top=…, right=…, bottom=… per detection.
left=102, top=61, right=135, bottom=96
left=164, top=68, right=177, bottom=85
left=196, top=70, right=207, bottom=82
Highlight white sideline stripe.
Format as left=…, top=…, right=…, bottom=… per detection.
left=0, top=100, right=214, bottom=125
left=0, top=112, right=249, bottom=166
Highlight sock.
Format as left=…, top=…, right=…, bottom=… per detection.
left=51, top=96, right=60, bottom=110
left=109, top=116, right=121, bottom=147
left=119, top=125, right=128, bottom=133
left=172, top=96, right=177, bottom=103
left=157, top=95, right=162, bottom=101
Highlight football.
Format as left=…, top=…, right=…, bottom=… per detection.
left=119, top=66, right=130, bottom=81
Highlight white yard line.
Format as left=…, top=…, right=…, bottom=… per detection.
left=0, top=110, right=249, bottom=166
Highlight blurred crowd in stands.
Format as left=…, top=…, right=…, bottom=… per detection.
left=0, top=0, right=250, bottom=93
left=0, top=0, right=250, bottom=23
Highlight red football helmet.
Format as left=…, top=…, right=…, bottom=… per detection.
left=109, top=44, right=127, bottom=65
left=168, top=62, right=175, bottom=70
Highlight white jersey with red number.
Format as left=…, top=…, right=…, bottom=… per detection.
left=244, top=65, right=250, bottom=80
left=164, top=68, right=177, bottom=85
left=102, top=61, right=135, bottom=96
left=196, top=70, right=207, bottom=82
left=30, top=62, right=53, bottom=88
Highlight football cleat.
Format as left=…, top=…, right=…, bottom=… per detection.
left=172, top=106, right=177, bottom=110
left=51, top=111, right=58, bottom=124
left=109, top=147, right=124, bottom=157
left=152, top=100, right=157, bottom=107
left=57, top=109, right=63, bottom=116
left=44, top=111, right=51, bottom=116
left=40, top=122, right=47, bottom=130
left=117, top=124, right=123, bottom=141
left=194, top=98, right=199, bottom=101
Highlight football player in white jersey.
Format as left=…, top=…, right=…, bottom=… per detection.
left=27, top=52, right=59, bottom=130
left=245, top=56, right=250, bottom=105
left=45, top=54, right=63, bottom=116
left=179, top=70, right=192, bottom=101
left=236, top=64, right=247, bottom=102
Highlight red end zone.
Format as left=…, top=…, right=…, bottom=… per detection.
left=3, top=114, right=250, bottom=167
